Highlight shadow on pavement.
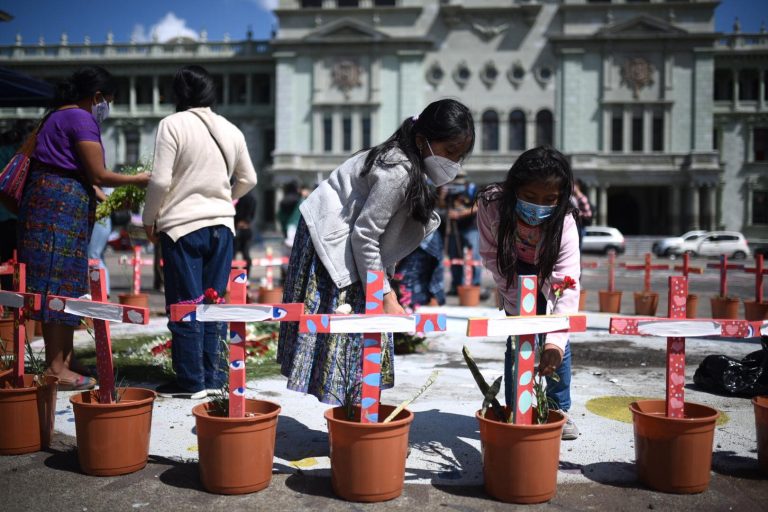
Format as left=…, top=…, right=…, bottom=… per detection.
left=274, top=415, right=329, bottom=462
left=154, top=455, right=206, bottom=491
left=581, top=460, right=644, bottom=489
left=711, top=450, right=765, bottom=480
left=284, top=473, right=335, bottom=499
left=42, top=446, right=82, bottom=474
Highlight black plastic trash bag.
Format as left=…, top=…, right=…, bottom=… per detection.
left=693, top=337, right=768, bottom=397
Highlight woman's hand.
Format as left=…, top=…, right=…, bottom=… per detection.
left=383, top=291, right=405, bottom=315
left=133, top=171, right=152, bottom=188
left=538, top=344, right=564, bottom=377
left=144, top=224, right=158, bottom=245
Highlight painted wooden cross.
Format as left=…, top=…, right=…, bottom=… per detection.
left=118, top=246, right=153, bottom=296
left=743, top=254, right=767, bottom=304
left=609, top=275, right=765, bottom=419
left=299, top=270, right=447, bottom=424
left=622, top=253, right=669, bottom=293
left=170, top=268, right=302, bottom=418
left=706, top=254, right=745, bottom=298
left=673, top=253, right=704, bottom=279
left=444, top=247, right=483, bottom=287
left=605, top=252, right=617, bottom=292
left=233, top=247, right=289, bottom=290
left=45, top=266, right=150, bottom=403
left=0, top=261, right=41, bottom=387
left=465, top=275, right=587, bottom=424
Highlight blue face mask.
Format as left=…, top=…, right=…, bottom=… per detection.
left=516, top=198, right=556, bottom=226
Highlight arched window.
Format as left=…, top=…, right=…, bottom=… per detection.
left=481, top=110, right=499, bottom=152
left=536, top=109, right=553, bottom=147
left=508, top=110, right=526, bottom=151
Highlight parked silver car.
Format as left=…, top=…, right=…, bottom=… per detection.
left=652, top=230, right=707, bottom=257
left=682, top=231, right=751, bottom=259
left=582, top=226, right=626, bottom=255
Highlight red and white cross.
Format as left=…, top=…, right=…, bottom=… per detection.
left=444, top=247, right=482, bottom=287
left=743, top=254, right=767, bottom=304
left=706, top=254, right=745, bottom=299
left=0, top=261, right=41, bottom=387
left=118, top=246, right=153, bottom=296
left=622, top=253, right=669, bottom=294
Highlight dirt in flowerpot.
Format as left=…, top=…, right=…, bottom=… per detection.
left=394, top=333, right=428, bottom=355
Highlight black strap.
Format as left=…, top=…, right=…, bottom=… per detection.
left=189, top=110, right=229, bottom=176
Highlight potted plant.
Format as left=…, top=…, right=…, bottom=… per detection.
left=255, top=247, right=285, bottom=304
left=625, top=253, right=668, bottom=316
left=742, top=254, right=768, bottom=321
left=708, top=255, right=742, bottom=319
left=455, top=247, right=481, bottom=307
left=598, top=252, right=622, bottom=313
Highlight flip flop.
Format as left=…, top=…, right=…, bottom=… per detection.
left=56, top=374, right=97, bottom=391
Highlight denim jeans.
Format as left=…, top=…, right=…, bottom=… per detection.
left=161, top=225, right=233, bottom=392
left=505, top=336, right=572, bottom=413
left=87, top=217, right=111, bottom=294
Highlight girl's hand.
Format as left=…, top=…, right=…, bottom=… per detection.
left=133, top=171, right=152, bottom=188
left=538, top=345, right=564, bottom=376
left=383, top=291, right=405, bottom=315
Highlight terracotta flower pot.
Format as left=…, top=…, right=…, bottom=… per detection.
left=457, top=285, right=481, bottom=307
left=578, top=289, right=587, bottom=311
left=629, top=400, right=719, bottom=494
left=118, top=293, right=149, bottom=310
left=476, top=408, right=566, bottom=504
left=710, top=296, right=740, bottom=319
left=598, top=290, right=622, bottom=313
left=0, top=374, right=58, bottom=455
left=743, top=301, right=768, bottom=321
left=257, top=286, right=284, bottom=305
left=634, top=291, right=659, bottom=316
left=753, top=396, right=768, bottom=474
left=686, top=294, right=698, bottom=319
left=192, top=399, right=281, bottom=495
left=0, top=316, right=13, bottom=352
left=324, top=404, right=413, bottom=502
left=70, top=387, right=156, bottom=476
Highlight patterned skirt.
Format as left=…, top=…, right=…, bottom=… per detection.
left=17, top=165, right=94, bottom=326
left=277, top=216, right=394, bottom=405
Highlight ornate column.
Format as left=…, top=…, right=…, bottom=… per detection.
left=670, top=185, right=681, bottom=234
left=245, top=73, right=253, bottom=105
left=222, top=74, right=230, bottom=106
left=526, top=115, right=536, bottom=150
left=498, top=110, right=509, bottom=153
left=129, top=76, right=136, bottom=115
left=707, top=185, right=717, bottom=230
left=152, top=76, right=159, bottom=113
left=599, top=185, right=609, bottom=226
left=688, top=184, right=700, bottom=230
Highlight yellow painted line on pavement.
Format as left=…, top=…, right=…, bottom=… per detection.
left=586, top=396, right=729, bottom=426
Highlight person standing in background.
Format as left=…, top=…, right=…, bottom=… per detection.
left=233, top=191, right=257, bottom=280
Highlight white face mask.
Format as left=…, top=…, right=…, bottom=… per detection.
left=423, top=140, right=461, bottom=187
left=92, top=97, right=110, bottom=124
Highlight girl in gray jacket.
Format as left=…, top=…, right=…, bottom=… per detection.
left=278, top=99, right=474, bottom=406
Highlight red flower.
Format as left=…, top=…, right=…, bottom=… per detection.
left=204, top=288, right=219, bottom=304
left=551, top=283, right=563, bottom=294
left=562, top=276, right=577, bottom=291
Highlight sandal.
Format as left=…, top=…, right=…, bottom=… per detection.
left=68, top=358, right=96, bottom=378
left=55, top=373, right=97, bottom=391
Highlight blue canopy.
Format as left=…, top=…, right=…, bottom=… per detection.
left=0, top=67, right=53, bottom=107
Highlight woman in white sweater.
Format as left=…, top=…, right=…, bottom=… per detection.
left=143, top=65, right=258, bottom=399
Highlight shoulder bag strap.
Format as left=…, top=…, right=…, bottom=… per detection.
left=189, top=110, right=230, bottom=177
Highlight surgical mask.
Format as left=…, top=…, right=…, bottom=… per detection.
left=423, top=140, right=461, bottom=187
left=92, top=98, right=110, bottom=124
left=516, top=197, right=556, bottom=226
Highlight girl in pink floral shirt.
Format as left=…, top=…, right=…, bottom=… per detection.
left=477, top=146, right=582, bottom=439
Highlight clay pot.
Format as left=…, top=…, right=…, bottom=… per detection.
left=257, top=286, right=284, bottom=305
left=192, top=399, right=281, bottom=495
left=634, top=291, right=659, bottom=316
left=578, top=289, right=587, bottom=311
left=629, top=400, right=719, bottom=494
left=743, top=301, right=768, bottom=321
left=324, top=404, right=413, bottom=502
left=710, top=296, right=740, bottom=319
left=457, top=285, right=481, bottom=307
left=70, top=387, right=156, bottom=476
left=754, top=396, right=768, bottom=474
left=118, top=293, right=149, bottom=310
left=598, top=290, right=622, bottom=313
left=476, top=408, right=566, bottom=504
left=686, top=294, right=698, bottom=319
left=0, top=374, right=58, bottom=455
left=0, top=316, right=13, bottom=353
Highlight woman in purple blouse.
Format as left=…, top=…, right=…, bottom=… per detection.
left=17, top=66, right=150, bottom=390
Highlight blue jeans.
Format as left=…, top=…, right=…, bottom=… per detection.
left=87, top=217, right=111, bottom=294
left=505, top=336, right=572, bottom=413
left=161, top=225, right=233, bottom=392
left=447, top=226, right=481, bottom=289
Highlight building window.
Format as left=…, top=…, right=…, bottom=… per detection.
left=125, top=129, right=140, bottom=165
left=229, top=74, right=247, bottom=104
left=263, top=129, right=275, bottom=164
left=631, top=112, right=643, bottom=152
left=301, top=0, right=322, bottom=7
left=652, top=112, right=664, bottom=152
left=713, top=69, right=733, bottom=101
left=508, top=110, right=526, bottom=151
left=755, top=128, right=768, bottom=161
left=323, top=115, right=333, bottom=153
left=253, top=74, right=271, bottom=104
left=135, top=76, right=153, bottom=104
left=481, top=110, right=499, bottom=152
left=114, top=76, right=130, bottom=106
left=362, top=116, right=371, bottom=149
left=374, top=0, right=396, bottom=5
left=713, top=127, right=719, bottom=151
left=739, top=69, right=759, bottom=101
left=212, top=74, right=224, bottom=105
left=159, top=76, right=174, bottom=104
left=753, top=190, right=768, bottom=225
left=611, top=111, right=623, bottom=152
left=337, top=0, right=359, bottom=6
left=342, top=115, right=352, bottom=152
left=535, top=110, right=553, bottom=147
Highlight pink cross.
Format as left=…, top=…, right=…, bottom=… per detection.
left=743, top=254, right=767, bottom=304
left=622, top=253, right=669, bottom=293
left=299, top=270, right=446, bottom=424
left=118, top=246, right=153, bottom=296
left=444, top=247, right=482, bottom=287
left=466, top=275, right=587, bottom=425
left=610, top=276, right=765, bottom=418
left=706, top=254, right=744, bottom=298
left=232, top=247, right=289, bottom=290
left=673, top=253, right=704, bottom=279
left=46, top=266, right=150, bottom=403
left=0, top=262, right=41, bottom=387
left=169, top=269, right=301, bottom=418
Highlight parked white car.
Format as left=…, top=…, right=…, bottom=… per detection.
left=652, top=230, right=707, bottom=257
left=685, top=231, right=751, bottom=259
left=582, top=226, right=626, bottom=255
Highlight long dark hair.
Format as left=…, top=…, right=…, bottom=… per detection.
left=480, top=146, right=576, bottom=289
left=360, top=99, right=475, bottom=224
left=51, top=66, right=116, bottom=108
left=173, top=65, right=216, bottom=112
